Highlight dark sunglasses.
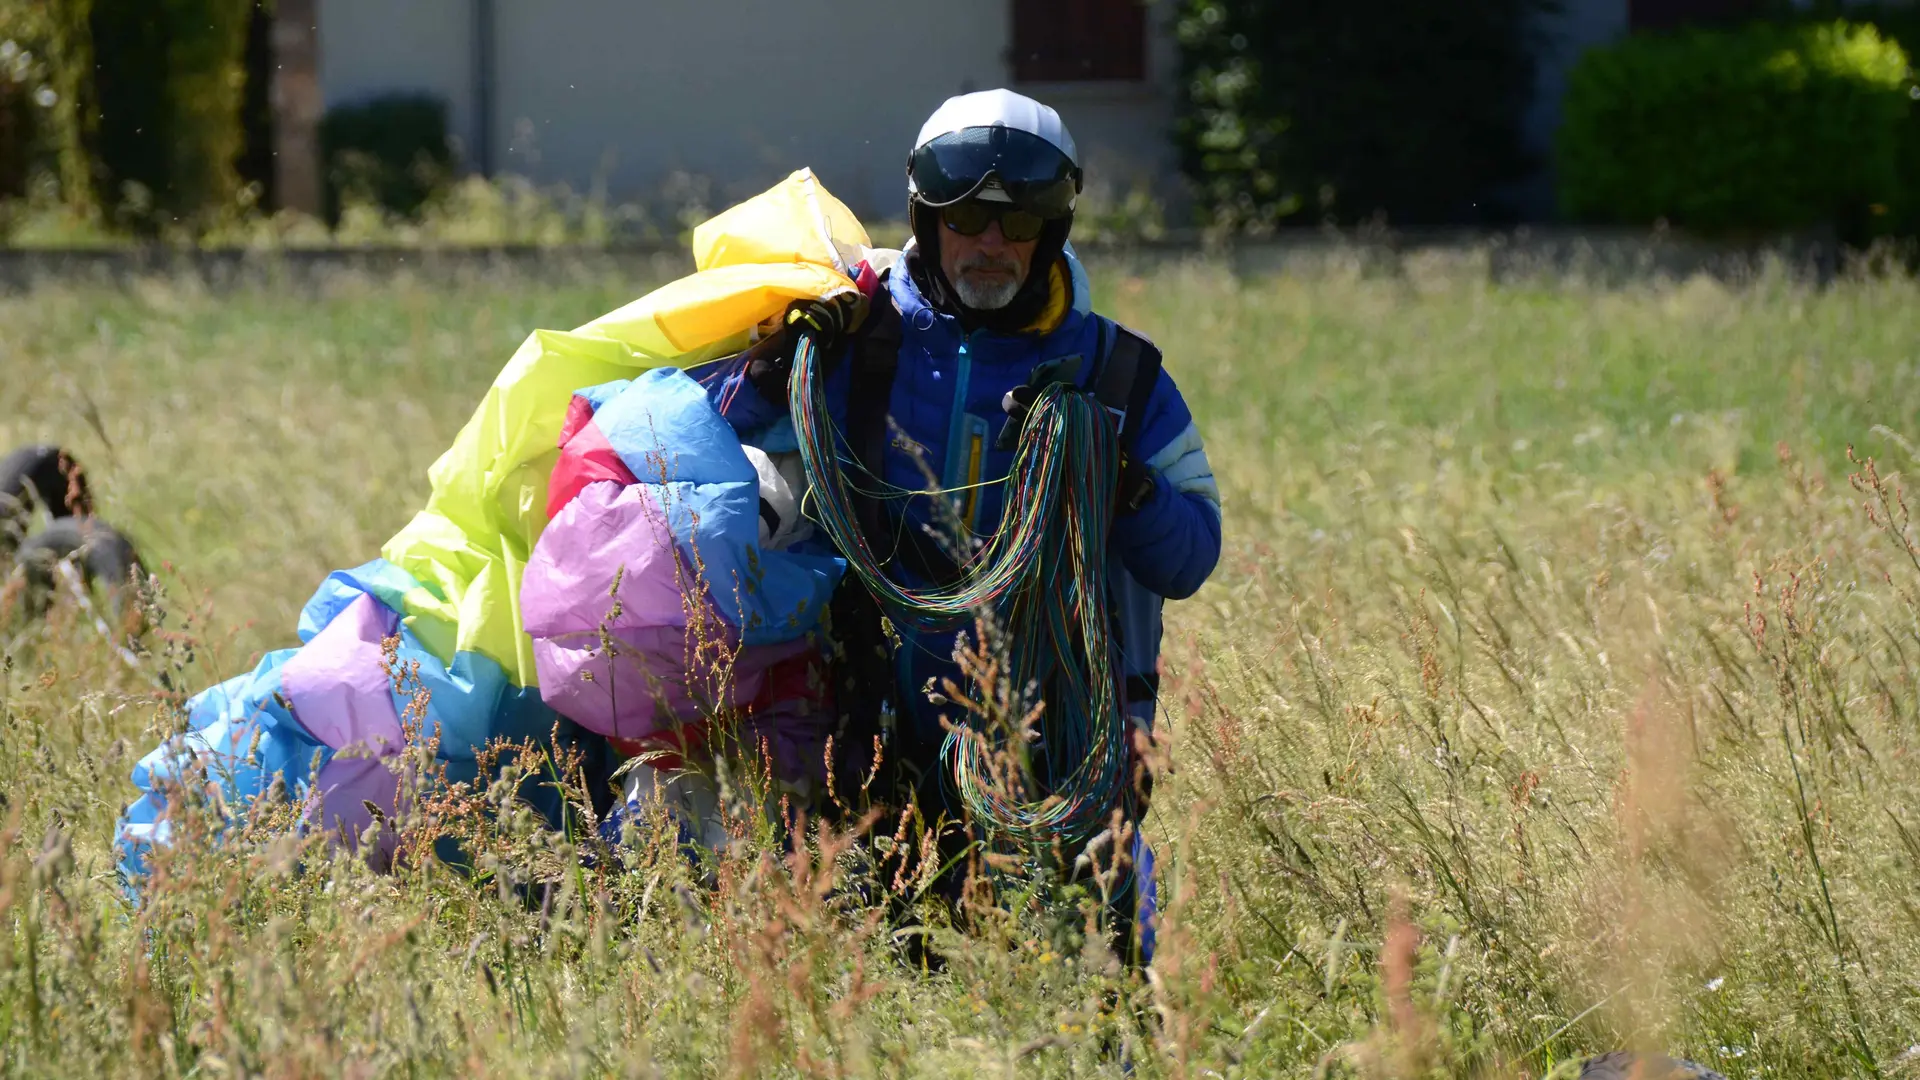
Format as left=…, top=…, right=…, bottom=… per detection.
left=941, top=201, right=1049, bottom=242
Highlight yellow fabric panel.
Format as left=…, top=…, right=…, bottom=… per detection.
left=378, top=170, right=869, bottom=682
left=692, top=168, right=871, bottom=273
left=581, top=261, right=865, bottom=358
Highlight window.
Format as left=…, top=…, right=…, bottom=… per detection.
left=1011, top=0, right=1148, bottom=83
left=1628, top=0, right=1761, bottom=31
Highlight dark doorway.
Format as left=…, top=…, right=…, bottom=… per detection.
left=1011, top=0, right=1148, bottom=82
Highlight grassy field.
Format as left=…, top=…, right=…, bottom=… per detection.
left=3, top=252, right=1920, bottom=1077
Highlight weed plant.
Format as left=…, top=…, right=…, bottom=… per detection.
left=2, top=254, right=1919, bottom=1076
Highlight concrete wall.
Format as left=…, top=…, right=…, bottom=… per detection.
left=314, top=0, right=1182, bottom=222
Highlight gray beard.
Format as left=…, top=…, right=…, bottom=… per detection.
left=952, top=271, right=1023, bottom=310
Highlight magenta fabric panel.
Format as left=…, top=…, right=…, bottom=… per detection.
left=280, top=592, right=404, bottom=753
left=520, top=480, right=694, bottom=637
left=733, top=699, right=836, bottom=785
left=530, top=627, right=809, bottom=741
left=309, top=754, right=400, bottom=861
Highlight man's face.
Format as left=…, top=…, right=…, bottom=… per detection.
left=939, top=207, right=1038, bottom=310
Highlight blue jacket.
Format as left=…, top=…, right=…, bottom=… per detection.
left=704, top=248, right=1221, bottom=743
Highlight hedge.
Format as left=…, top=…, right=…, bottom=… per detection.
left=1828, top=5, right=1920, bottom=238
left=1556, top=20, right=1914, bottom=237
left=319, top=94, right=454, bottom=223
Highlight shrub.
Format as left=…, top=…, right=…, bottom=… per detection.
left=1817, top=5, right=1920, bottom=240
left=1175, top=0, right=1552, bottom=231
left=1556, top=20, right=1913, bottom=236
left=318, top=94, right=455, bottom=224
left=88, top=0, right=254, bottom=228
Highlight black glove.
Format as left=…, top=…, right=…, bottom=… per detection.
left=785, top=291, right=861, bottom=341
left=743, top=330, right=797, bottom=406
left=995, top=384, right=1040, bottom=451
left=745, top=293, right=863, bottom=405
left=1116, top=450, right=1157, bottom=516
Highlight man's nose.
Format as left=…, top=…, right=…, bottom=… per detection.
left=976, top=219, right=1008, bottom=251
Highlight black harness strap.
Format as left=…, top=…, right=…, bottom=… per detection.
left=1092, top=319, right=1165, bottom=458
left=823, top=290, right=908, bottom=814
left=1125, top=672, right=1160, bottom=705
left=1091, top=318, right=1166, bottom=711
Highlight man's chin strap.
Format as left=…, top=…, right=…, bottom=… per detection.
left=907, top=202, right=1071, bottom=335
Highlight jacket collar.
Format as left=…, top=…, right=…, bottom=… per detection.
left=890, top=241, right=1093, bottom=351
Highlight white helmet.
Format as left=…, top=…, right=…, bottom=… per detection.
left=907, top=89, right=1082, bottom=215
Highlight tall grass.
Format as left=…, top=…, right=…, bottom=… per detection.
left=3, top=254, right=1920, bottom=1076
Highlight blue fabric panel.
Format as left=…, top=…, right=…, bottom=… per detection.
left=390, top=627, right=556, bottom=764
left=1133, top=830, right=1158, bottom=964
left=744, top=416, right=801, bottom=455
left=653, top=478, right=842, bottom=645
left=120, top=648, right=331, bottom=880
left=596, top=368, right=757, bottom=487
left=297, top=558, right=429, bottom=643
left=574, top=379, right=632, bottom=413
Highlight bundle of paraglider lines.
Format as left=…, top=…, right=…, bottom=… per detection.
left=789, top=331, right=1130, bottom=848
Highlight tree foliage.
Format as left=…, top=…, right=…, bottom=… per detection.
left=0, top=0, right=94, bottom=210
left=319, top=94, right=455, bottom=223
left=88, top=0, right=255, bottom=227
left=1175, top=0, right=1554, bottom=231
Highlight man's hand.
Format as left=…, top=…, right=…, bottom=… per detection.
left=996, top=383, right=1039, bottom=447
left=746, top=293, right=864, bottom=405
left=785, top=292, right=862, bottom=343
left=1000, top=384, right=1158, bottom=514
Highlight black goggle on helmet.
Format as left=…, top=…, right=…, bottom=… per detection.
left=908, top=124, right=1082, bottom=220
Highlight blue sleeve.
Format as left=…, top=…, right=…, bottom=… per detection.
left=696, top=349, right=785, bottom=433
left=1112, top=367, right=1221, bottom=601
left=694, top=341, right=856, bottom=439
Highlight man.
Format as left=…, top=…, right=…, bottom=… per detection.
left=704, top=89, right=1221, bottom=960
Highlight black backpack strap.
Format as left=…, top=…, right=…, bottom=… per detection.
left=824, top=282, right=908, bottom=811
left=1089, top=319, right=1167, bottom=709
left=844, top=281, right=903, bottom=545
left=1088, top=318, right=1165, bottom=457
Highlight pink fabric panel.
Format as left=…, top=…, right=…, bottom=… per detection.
left=557, top=394, right=598, bottom=446
left=281, top=592, right=404, bottom=753
left=523, top=478, right=817, bottom=740
left=546, top=416, right=642, bottom=520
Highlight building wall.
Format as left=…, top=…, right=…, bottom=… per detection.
left=317, top=0, right=477, bottom=158
left=315, top=0, right=1181, bottom=223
